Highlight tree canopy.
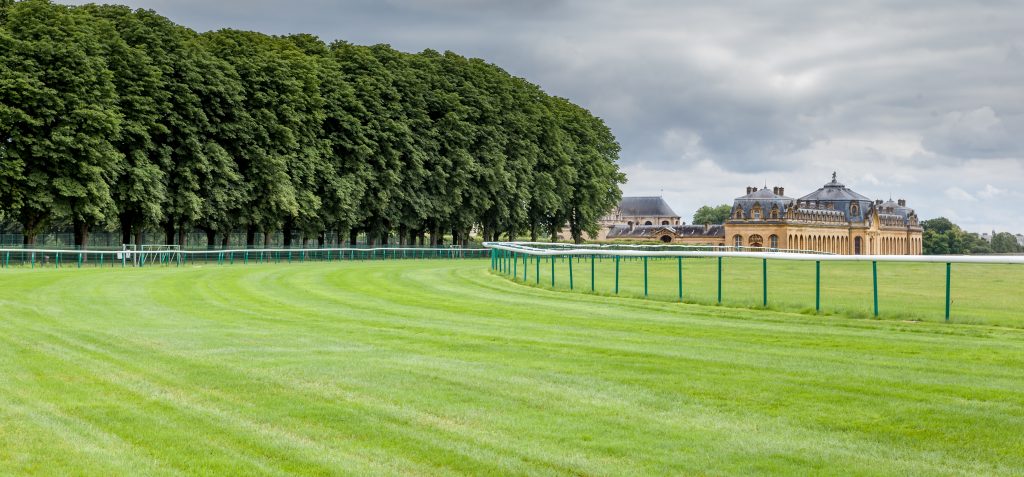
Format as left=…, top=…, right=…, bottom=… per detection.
left=0, top=0, right=624, bottom=246
left=692, top=204, right=732, bottom=225
left=921, top=217, right=994, bottom=255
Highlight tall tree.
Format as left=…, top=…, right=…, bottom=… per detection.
left=0, top=0, right=122, bottom=245
left=75, top=5, right=168, bottom=247
left=693, top=204, right=732, bottom=225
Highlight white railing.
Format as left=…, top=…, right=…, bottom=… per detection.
left=483, top=242, right=1024, bottom=265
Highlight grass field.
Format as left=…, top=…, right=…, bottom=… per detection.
left=496, top=254, right=1024, bottom=327
left=2, top=260, right=1024, bottom=475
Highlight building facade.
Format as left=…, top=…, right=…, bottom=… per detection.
left=587, top=174, right=922, bottom=255
left=724, top=174, right=922, bottom=255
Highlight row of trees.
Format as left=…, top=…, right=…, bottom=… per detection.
left=922, top=218, right=1021, bottom=255
left=0, top=0, right=624, bottom=248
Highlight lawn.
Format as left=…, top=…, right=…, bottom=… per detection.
left=498, top=254, right=1024, bottom=327
left=1, top=260, right=1023, bottom=475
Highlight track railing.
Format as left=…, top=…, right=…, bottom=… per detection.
left=484, top=241, right=1024, bottom=322
left=0, top=246, right=490, bottom=270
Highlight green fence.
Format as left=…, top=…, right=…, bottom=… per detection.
left=486, top=243, right=1024, bottom=327
left=0, top=247, right=490, bottom=270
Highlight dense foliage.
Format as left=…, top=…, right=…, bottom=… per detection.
left=0, top=0, right=624, bottom=247
left=692, top=204, right=732, bottom=225
left=919, top=217, right=1019, bottom=255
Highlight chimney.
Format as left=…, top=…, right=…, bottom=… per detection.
left=746, top=186, right=753, bottom=194
left=876, top=199, right=883, bottom=205
left=898, top=199, right=906, bottom=207
left=779, top=187, right=785, bottom=196
left=772, top=186, right=778, bottom=195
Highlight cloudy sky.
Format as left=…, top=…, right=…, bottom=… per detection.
left=63, top=0, right=1024, bottom=232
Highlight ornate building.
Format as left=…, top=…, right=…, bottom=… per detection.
left=724, top=173, right=922, bottom=255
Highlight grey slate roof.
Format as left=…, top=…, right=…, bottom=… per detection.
left=617, top=196, right=679, bottom=217
left=731, top=187, right=793, bottom=219
left=799, top=176, right=872, bottom=202
left=796, top=174, right=874, bottom=222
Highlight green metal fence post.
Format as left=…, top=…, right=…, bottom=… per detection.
left=945, top=262, right=952, bottom=322
left=677, top=256, right=683, bottom=302
left=513, top=252, right=518, bottom=278
left=815, top=260, right=821, bottom=312
left=551, top=255, right=555, bottom=287
left=614, top=255, right=620, bottom=294
left=523, top=254, right=527, bottom=281
left=872, top=260, right=879, bottom=317
left=717, top=256, right=722, bottom=304
left=568, top=255, right=574, bottom=290
left=535, top=255, right=540, bottom=284
left=643, top=256, right=648, bottom=297
left=591, top=255, right=595, bottom=292
left=762, top=258, right=768, bottom=307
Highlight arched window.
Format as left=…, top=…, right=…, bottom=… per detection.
left=661, top=220, right=669, bottom=225
left=660, top=235, right=672, bottom=243
left=733, top=234, right=743, bottom=248
left=644, top=221, right=653, bottom=226
left=752, top=205, right=762, bottom=220
left=854, top=236, right=862, bottom=255
left=769, top=235, right=778, bottom=250
left=769, top=205, right=780, bottom=219
left=851, top=203, right=860, bottom=216
left=749, top=234, right=764, bottom=248
left=734, top=207, right=744, bottom=219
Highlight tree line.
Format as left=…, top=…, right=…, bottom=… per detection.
left=922, top=218, right=1021, bottom=255
left=0, top=0, right=624, bottom=248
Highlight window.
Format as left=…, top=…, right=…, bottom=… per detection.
left=769, top=205, right=780, bottom=219
left=661, top=220, right=670, bottom=225
left=734, top=207, right=744, bottom=219
left=749, top=234, right=764, bottom=248
left=752, top=206, right=762, bottom=220
left=733, top=235, right=743, bottom=248
left=644, top=221, right=653, bottom=226
left=660, top=235, right=672, bottom=243
left=851, top=203, right=860, bottom=216
left=769, top=235, right=778, bottom=250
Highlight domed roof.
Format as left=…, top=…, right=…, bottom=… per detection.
left=799, top=172, right=871, bottom=202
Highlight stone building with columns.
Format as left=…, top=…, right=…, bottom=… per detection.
left=724, top=174, right=923, bottom=255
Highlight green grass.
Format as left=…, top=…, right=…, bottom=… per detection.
left=500, top=254, right=1024, bottom=327
left=2, top=260, right=1024, bottom=476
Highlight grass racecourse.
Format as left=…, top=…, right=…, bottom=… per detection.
left=2, top=259, right=1024, bottom=476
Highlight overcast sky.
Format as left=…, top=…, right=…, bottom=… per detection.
left=63, top=0, right=1024, bottom=232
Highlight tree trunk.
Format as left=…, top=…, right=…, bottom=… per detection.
left=349, top=229, right=358, bottom=246
left=74, top=219, right=90, bottom=249
left=283, top=217, right=294, bottom=247
left=205, top=228, right=216, bottom=248
left=246, top=225, right=256, bottom=248
left=398, top=225, right=407, bottom=246
left=222, top=234, right=229, bottom=248
left=120, top=215, right=133, bottom=245
left=178, top=226, right=186, bottom=248
left=163, top=220, right=175, bottom=245
left=263, top=230, right=271, bottom=248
